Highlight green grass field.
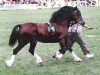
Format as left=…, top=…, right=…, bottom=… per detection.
left=0, top=7, right=100, bottom=75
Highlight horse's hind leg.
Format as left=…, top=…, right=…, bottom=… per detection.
left=5, top=39, right=28, bottom=67
left=29, top=41, right=43, bottom=65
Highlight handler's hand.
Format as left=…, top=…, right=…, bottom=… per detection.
left=88, top=27, right=94, bottom=30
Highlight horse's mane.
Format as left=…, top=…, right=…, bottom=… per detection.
left=49, top=6, right=75, bottom=24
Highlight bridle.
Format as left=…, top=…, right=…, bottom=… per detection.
left=73, top=10, right=81, bottom=22
left=72, top=10, right=85, bottom=25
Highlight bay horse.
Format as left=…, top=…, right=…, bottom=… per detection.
left=5, top=6, right=85, bottom=67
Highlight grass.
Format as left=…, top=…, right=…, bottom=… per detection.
left=0, top=7, right=100, bottom=75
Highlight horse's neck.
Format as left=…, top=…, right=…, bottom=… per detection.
left=48, top=22, right=58, bottom=27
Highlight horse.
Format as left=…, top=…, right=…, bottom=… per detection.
left=5, top=6, right=85, bottom=67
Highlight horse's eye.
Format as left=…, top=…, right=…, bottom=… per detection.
left=74, top=11, right=77, bottom=13
left=73, top=11, right=77, bottom=15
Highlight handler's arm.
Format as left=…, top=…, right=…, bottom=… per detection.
left=83, top=25, right=94, bottom=30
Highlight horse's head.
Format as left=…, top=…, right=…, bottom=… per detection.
left=49, top=6, right=85, bottom=27
left=72, top=6, right=85, bottom=26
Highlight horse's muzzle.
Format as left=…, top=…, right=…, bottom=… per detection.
left=77, top=18, right=85, bottom=26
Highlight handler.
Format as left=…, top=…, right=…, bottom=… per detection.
left=68, top=21, right=94, bottom=59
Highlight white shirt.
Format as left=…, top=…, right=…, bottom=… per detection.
left=68, top=24, right=82, bottom=33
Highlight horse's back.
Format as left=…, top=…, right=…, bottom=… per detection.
left=20, top=23, right=38, bottom=35
left=20, top=23, right=48, bottom=37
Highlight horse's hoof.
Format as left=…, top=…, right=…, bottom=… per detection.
left=78, top=58, right=83, bottom=62
left=5, top=60, right=11, bottom=67
left=36, top=58, right=43, bottom=65
left=52, top=55, right=56, bottom=58
left=39, top=61, right=43, bottom=65
left=74, top=58, right=83, bottom=62
left=36, top=61, right=44, bottom=67
left=39, top=62, right=44, bottom=67
left=52, top=55, right=59, bottom=61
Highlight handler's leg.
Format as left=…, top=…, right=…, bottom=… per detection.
left=74, top=33, right=94, bottom=59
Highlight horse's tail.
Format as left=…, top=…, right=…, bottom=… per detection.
left=9, top=24, right=21, bottom=46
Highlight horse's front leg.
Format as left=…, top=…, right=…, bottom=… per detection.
left=53, top=38, right=67, bottom=60
left=34, top=53, right=43, bottom=65
left=68, top=48, right=82, bottom=62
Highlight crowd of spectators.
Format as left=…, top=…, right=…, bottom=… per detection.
left=0, top=0, right=99, bottom=9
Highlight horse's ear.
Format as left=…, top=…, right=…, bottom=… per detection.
left=74, top=6, right=77, bottom=10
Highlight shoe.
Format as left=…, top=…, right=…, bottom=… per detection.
left=85, top=54, right=94, bottom=59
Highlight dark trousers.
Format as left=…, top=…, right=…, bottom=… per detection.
left=68, top=32, right=90, bottom=55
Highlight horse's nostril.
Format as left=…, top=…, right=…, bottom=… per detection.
left=80, top=22, right=85, bottom=26
left=83, top=22, right=85, bottom=25
left=78, top=19, right=85, bottom=26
